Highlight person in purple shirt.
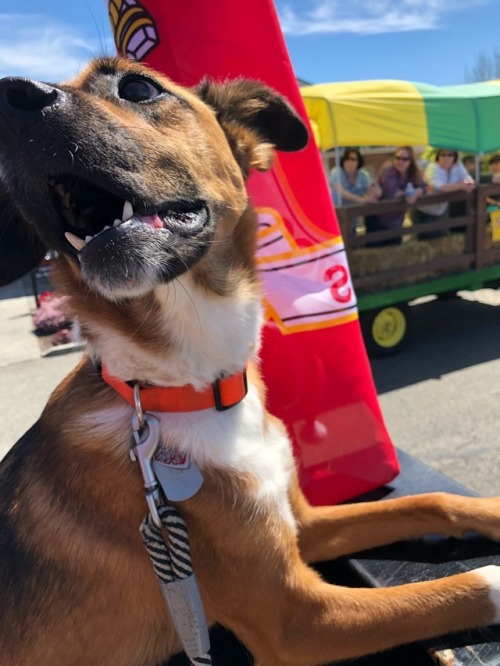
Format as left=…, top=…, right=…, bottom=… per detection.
left=366, top=146, right=426, bottom=246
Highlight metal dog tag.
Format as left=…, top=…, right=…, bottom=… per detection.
left=152, top=449, right=203, bottom=501
left=161, top=574, right=210, bottom=659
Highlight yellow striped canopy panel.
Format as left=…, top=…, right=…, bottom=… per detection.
left=301, top=79, right=500, bottom=153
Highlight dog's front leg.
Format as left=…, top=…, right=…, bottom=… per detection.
left=184, top=476, right=500, bottom=665
left=291, top=483, right=500, bottom=562
left=242, top=561, right=500, bottom=665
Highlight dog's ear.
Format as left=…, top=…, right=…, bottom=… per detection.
left=0, top=180, right=47, bottom=285
left=197, top=79, right=308, bottom=174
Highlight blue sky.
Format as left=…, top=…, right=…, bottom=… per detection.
left=0, top=1, right=499, bottom=86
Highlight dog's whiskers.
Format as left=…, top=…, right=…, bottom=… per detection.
left=129, top=296, right=157, bottom=339
left=67, top=144, right=79, bottom=166
left=172, top=275, right=202, bottom=336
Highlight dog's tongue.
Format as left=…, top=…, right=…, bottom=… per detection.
left=77, top=213, right=165, bottom=257
left=137, top=213, right=163, bottom=229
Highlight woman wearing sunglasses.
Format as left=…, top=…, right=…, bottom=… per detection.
left=329, top=148, right=381, bottom=232
left=413, top=149, right=475, bottom=239
left=365, top=146, right=426, bottom=246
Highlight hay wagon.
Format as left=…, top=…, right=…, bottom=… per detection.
left=300, top=79, right=500, bottom=355
left=336, top=183, right=500, bottom=355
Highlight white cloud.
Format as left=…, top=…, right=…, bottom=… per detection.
left=0, top=14, right=113, bottom=82
left=278, top=0, right=488, bottom=36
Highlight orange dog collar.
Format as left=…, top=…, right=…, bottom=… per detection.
left=101, top=364, right=248, bottom=412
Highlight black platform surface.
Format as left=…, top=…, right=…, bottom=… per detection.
left=343, top=449, right=500, bottom=665
left=166, top=450, right=500, bottom=665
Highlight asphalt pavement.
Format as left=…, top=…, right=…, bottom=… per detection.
left=0, top=275, right=83, bottom=456
left=1, top=276, right=499, bottom=497
left=373, top=288, right=500, bottom=496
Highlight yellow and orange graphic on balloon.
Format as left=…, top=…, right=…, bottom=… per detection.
left=256, top=209, right=357, bottom=335
left=108, top=0, right=159, bottom=61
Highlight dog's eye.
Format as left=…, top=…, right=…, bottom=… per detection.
left=118, top=77, right=164, bottom=103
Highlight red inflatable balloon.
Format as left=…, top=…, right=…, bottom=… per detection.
left=108, top=0, right=399, bottom=504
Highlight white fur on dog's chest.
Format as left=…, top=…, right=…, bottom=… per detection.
left=93, top=276, right=263, bottom=390
left=84, top=273, right=296, bottom=525
left=156, top=384, right=297, bottom=528
left=82, top=385, right=297, bottom=528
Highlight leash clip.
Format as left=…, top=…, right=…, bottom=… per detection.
left=133, top=382, right=145, bottom=431
left=131, top=412, right=162, bottom=527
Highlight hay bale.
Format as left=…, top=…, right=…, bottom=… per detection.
left=351, top=234, right=467, bottom=293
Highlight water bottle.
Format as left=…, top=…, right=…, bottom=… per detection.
left=405, top=182, right=415, bottom=200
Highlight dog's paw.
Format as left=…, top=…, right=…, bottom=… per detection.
left=474, top=565, right=500, bottom=623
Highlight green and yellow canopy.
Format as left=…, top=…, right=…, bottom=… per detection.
left=301, top=79, right=500, bottom=153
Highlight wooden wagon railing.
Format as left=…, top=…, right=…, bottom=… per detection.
left=335, top=184, right=500, bottom=295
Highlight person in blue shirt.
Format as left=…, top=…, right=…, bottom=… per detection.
left=329, top=147, right=380, bottom=208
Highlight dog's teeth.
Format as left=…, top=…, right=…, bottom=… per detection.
left=85, top=235, right=93, bottom=243
left=113, top=219, right=122, bottom=227
left=103, top=225, right=110, bottom=231
left=65, top=232, right=85, bottom=251
left=122, top=200, right=133, bottom=221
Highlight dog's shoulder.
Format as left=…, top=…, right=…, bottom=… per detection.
left=0, top=422, right=43, bottom=498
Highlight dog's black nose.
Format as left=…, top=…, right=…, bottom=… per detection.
left=0, top=77, right=59, bottom=113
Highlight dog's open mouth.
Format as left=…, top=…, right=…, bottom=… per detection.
left=49, top=176, right=208, bottom=254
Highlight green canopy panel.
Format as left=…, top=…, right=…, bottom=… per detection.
left=301, top=79, right=500, bottom=154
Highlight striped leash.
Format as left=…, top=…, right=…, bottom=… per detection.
left=131, top=412, right=211, bottom=665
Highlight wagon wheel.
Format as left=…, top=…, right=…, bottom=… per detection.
left=361, top=304, right=412, bottom=357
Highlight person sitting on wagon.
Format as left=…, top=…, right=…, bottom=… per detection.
left=412, top=149, right=475, bottom=239
left=462, top=154, right=476, bottom=179
left=329, top=147, right=380, bottom=232
left=484, top=154, right=500, bottom=213
left=365, top=146, right=426, bottom=246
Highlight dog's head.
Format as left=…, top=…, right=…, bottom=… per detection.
left=0, top=57, right=307, bottom=301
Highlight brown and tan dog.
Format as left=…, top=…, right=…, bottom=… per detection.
left=1, top=57, right=500, bottom=666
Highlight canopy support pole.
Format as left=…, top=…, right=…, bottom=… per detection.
left=334, top=145, right=341, bottom=205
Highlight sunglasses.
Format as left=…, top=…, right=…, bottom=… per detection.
left=394, top=155, right=410, bottom=162
left=439, top=152, right=454, bottom=158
